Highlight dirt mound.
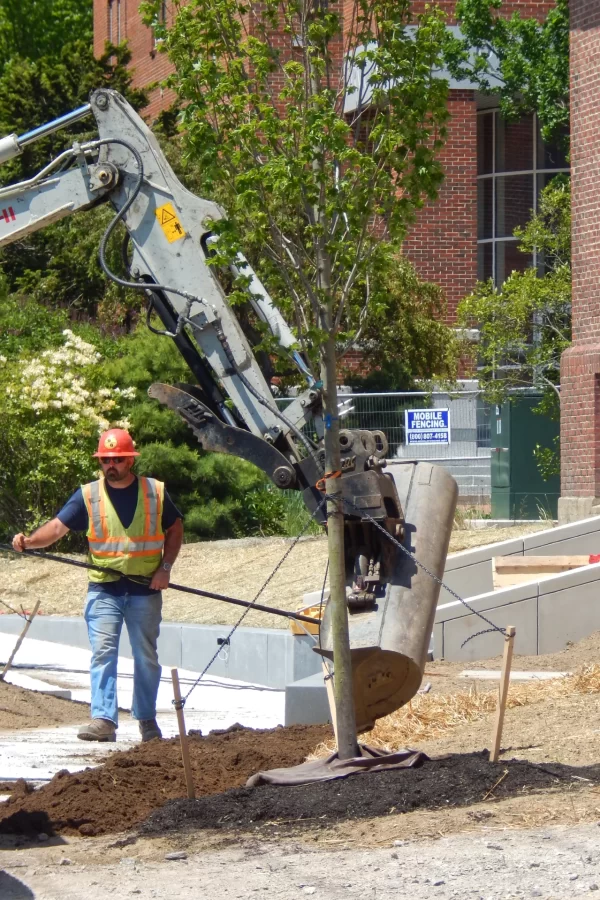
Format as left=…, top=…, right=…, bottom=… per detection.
left=0, top=680, right=87, bottom=730
left=142, top=753, right=600, bottom=837
left=0, top=723, right=330, bottom=838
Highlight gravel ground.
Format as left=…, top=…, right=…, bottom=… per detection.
left=2, top=820, right=600, bottom=899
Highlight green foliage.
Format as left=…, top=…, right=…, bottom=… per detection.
left=0, top=329, right=131, bottom=539
left=0, top=282, right=69, bottom=358
left=0, top=42, right=148, bottom=324
left=277, top=491, right=322, bottom=538
left=343, top=247, right=459, bottom=390
left=445, top=0, right=569, bottom=145
left=141, top=0, right=452, bottom=383
left=533, top=436, right=560, bottom=481
left=458, top=176, right=570, bottom=476
left=105, top=325, right=304, bottom=540
left=0, top=0, right=92, bottom=72
left=458, top=176, right=570, bottom=404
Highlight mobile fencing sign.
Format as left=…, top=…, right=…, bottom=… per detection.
left=404, top=408, right=450, bottom=446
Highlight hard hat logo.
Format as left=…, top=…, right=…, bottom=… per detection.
left=93, top=428, right=141, bottom=458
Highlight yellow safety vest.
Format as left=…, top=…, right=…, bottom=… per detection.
left=82, top=477, right=165, bottom=583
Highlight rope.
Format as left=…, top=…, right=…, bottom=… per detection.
left=175, top=493, right=329, bottom=708
left=324, top=493, right=506, bottom=648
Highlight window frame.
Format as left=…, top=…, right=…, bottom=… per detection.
left=476, top=109, right=569, bottom=286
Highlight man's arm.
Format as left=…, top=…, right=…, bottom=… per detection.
left=149, top=518, right=184, bottom=591
left=13, top=518, right=70, bottom=552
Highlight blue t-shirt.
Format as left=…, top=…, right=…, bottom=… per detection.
left=57, top=477, right=182, bottom=596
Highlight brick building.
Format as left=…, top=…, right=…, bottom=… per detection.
left=93, top=0, right=563, bottom=323
left=558, top=1, right=600, bottom=522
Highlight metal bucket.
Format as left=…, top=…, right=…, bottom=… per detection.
left=316, top=461, right=458, bottom=730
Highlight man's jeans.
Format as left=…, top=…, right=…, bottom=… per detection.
left=84, top=587, right=162, bottom=726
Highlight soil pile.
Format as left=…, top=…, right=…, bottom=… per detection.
left=0, top=723, right=330, bottom=838
left=0, top=680, right=86, bottom=730
left=142, top=752, right=600, bottom=837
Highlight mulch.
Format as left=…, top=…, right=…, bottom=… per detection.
left=141, top=751, right=600, bottom=837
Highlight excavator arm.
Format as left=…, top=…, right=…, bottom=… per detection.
left=0, top=90, right=322, bottom=485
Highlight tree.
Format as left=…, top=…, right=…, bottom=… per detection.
left=345, top=247, right=458, bottom=390
left=445, top=0, right=569, bottom=145
left=0, top=0, right=92, bottom=73
left=142, top=0, right=452, bottom=757
left=458, top=176, right=571, bottom=477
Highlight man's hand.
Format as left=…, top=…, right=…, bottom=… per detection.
left=149, top=567, right=170, bottom=592
left=12, top=518, right=69, bottom=552
left=12, top=533, right=27, bottom=552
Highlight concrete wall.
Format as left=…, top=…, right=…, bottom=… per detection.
left=0, top=616, right=322, bottom=691
left=434, top=514, right=600, bottom=661
left=440, top=514, right=600, bottom=603
left=435, top=560, right=600, bottom=662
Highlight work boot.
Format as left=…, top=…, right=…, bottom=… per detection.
left=77, top=718, right=116, bottom=742
left=139, top=718, right=162, bottom=742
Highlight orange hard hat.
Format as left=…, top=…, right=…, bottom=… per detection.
left=93, top=428, right=140, bottom=458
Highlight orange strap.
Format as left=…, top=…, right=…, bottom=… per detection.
left=315, top=470, right=342, bottom=492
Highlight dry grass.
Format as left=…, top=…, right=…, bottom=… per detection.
left=309, top=665, right=600, bottom=757
left=0, top=523, right=553, bottom=627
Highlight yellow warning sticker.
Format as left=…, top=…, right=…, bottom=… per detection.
left=155, top=202, right=186, bottom=243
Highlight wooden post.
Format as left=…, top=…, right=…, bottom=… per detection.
left=322, top=659, right=339, bottom=746
left=490, top=626, right=516, bottom=763
left=171, top=667, right=195, bottom=799
left=0, top=600, right=41, bottom=681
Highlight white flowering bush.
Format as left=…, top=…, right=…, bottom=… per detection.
left=0, top=329, right=135, bottom=535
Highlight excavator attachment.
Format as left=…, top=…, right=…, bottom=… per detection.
left=317, top=461, right=458, bottom=730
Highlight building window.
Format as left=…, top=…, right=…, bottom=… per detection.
left=152, top=0, right=167, bottom=49
left=477, top=110, right=569, bottom=286
left=108, top=0, right=122, bottom=44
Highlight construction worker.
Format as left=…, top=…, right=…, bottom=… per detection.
left=12, top=428, right=184, bottom=744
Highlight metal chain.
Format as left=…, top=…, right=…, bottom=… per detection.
left=177, top=493, right=329, bottom=707
left=325, top=493, right=505, bottom=647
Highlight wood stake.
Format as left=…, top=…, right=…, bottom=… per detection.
left=171, top=667, right=195, bottom=799
left=0, top=600, right=41, bottom=681
left=490, top=626, right=516, bottom=763
left=322, top=659, right=338, bottom=746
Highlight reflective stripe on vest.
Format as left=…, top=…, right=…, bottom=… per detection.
left=82, top=477, right=165, bottom=579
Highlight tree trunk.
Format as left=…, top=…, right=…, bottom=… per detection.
left=321, top=331, right=359, bottom=760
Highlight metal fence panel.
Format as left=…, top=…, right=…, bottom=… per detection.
left=277, top=391, right=491, bottom=459
left=276, top=390, right=492, bottom=503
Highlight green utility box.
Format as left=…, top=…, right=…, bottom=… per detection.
left=490, top=395, right=560, bottom=520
